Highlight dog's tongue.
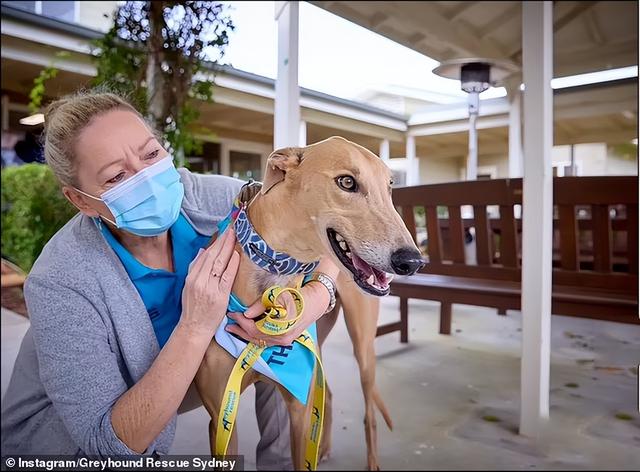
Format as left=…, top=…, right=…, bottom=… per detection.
left=352, top=253, right=389, bottom=288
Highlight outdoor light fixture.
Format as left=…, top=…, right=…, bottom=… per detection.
left=433, top=58, right=518, bottom=180
left=19, top=113, right=45, bottom=126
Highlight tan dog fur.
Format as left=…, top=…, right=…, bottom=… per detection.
left=193, top=136, right=420, bottom=470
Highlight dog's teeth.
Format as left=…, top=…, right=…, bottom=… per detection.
left=335, top=233, right=344, bottom=242
left=339, top=241, right=348, bottom=251
left=367, top=274, right=375, bottom=285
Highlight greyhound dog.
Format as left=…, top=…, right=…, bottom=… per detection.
left=193, top=136, right=424, bottom=470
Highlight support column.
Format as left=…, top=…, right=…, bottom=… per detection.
left=466, top=93, right=479, bottom=180
left=405, top=135, right=418, bottom=185
left=274, top=1, right=300, bottom=149
left=220, top=141, right=231, bottom=176
left=508, top=84, right=523, bottom=178
left=379, top=138, right=390, bottom=161
left=520, top=0, right=553, bottom=439
left=299, top=120, right=307, bottom=147
left=1, top=95, right=9, bottom=131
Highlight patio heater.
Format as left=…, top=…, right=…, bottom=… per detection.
left=433, top=58, right=518, bottom=180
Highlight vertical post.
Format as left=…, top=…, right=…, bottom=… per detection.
left=1, top=95, right=9, bottom=131
left=520, top=0, right=553, bottom=439
left=406, top=135, right=418, bottom=185
left=274, top=1, right=300, bottom=149
left=299, top=120, right=307, bottom=147
left=568, top=144, right=576, bottom=176
left=220, top=141, right=231, bottom=176
left=466, top=92, right=479, bottom=180
left=508, top=84, right=523, bottom=178
left=379, top=138, right=390, bottom=161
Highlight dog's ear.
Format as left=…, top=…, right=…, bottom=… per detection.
left=261, top=146, right=305, bottom=194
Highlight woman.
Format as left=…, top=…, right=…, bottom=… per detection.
left=0, top=91, right=338, bottom=469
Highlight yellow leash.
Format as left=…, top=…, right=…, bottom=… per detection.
left=216, top=284, right=326, bottom=471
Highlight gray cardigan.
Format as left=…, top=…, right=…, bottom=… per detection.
left=0, top=169, right=244, bottom=457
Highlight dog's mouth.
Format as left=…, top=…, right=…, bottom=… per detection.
left=327, top=228, right=391, bottom=296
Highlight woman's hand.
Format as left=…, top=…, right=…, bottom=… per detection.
left=224, top=257, right=339, bottom=346
left=225, top=281, right=330, bottom=346
left=179, top=228, right=240, bottom=337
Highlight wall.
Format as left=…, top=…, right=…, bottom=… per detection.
left=418, top=155, right=461, bottom=184
left=550, top=142, right=638, bottom=176
left=412, top=140, right=637, bottom=184
left=477, top=153, right=510, bottom=178
left=605, top=154, right=638, bottom=175
left=78, top=1, right=118, bottom=32
left=606, top=144, right=638, bottom=176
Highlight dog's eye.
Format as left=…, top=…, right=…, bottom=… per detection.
left=336, top=175, right=358, bottom=192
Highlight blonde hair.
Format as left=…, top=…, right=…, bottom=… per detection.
left=43, top=89, right=148, bottom=187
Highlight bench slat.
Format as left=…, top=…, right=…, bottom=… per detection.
left=499, top=205, right=518, bottom=267
left=558, top=205, right=579, bottom=271
left=474, top=205, right=492, bottom=266
left=554, top=270, right=637, bottom=292
left=400, top=204, right=418, bottom=247
left=555, top=176, right=637, bottom=205
left=425, top=206, right=442, bottom=264
left=592, top=204, right=612, bottom=272
left=448, top=206, right=465, bottom=263
left=421, top=262, right=521, bottom=281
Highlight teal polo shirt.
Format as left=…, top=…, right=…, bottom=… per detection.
left=98, top=214, right=211, bottom=348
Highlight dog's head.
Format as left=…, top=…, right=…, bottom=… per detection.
left=260, top=136, right=424, bottom=296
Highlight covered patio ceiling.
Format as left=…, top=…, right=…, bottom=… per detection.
left=4, top=52, right=634, bottom=162
left=1, top=55, right=409, bottom=155
left=311, top=1, right=638, bottom=78
left=2, top=2, right=637, bottom=162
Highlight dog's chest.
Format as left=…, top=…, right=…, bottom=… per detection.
left=251, top=270, right=295, bottom=294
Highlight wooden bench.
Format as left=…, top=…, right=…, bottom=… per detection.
left=377, top=176, right=638, bottom=342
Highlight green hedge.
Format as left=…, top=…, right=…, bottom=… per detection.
left=1, top=164, right=77, bottom=272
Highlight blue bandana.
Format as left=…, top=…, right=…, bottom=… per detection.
left=217, top=196, right=320, bottom=276
left=215, top=293, right=318, bottom=404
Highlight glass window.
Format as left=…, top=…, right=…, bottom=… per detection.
left=186, top=141, right=220, bottom=174
left=1, top=1, right=36, bottom=12
left=230, top=151, right=262, bottom=181
left=41, top=1, right=76, bottom=22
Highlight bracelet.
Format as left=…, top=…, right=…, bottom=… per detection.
left=302, top=272, right=337, bottom=314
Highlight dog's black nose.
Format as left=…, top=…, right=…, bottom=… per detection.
left=390, top=248, right=425, bottom=276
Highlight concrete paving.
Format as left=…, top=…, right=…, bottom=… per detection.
left=2, top=299, right=639, bottom=470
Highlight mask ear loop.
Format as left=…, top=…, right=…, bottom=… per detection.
left=72, top=186, right=118, bottom=228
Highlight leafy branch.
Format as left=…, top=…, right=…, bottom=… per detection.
left=28, top=51, right=71, bottom=115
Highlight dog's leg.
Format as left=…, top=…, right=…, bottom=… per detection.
left=318, top=382, right=333, bottom=462
left=316, top=295, right=341, bottom=346
left=338, top=273, right=391, bottom=471
left=278, top=383, right=314, bottom=470
left=194, top=339, right=251, bottom=457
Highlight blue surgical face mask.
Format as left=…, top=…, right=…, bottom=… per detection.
left=74, top=156, right=184, bottom=237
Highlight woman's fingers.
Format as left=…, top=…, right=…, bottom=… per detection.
left=209, top=228, right=238, bottom=281
left=218, top=251, right=240, bottom=296
left=225, top=320, right=262, bottom=346
left=198, top=228, right=236, bottom=282
left=243, top=299, right=268, bottom=319
left=190, top=227, right=233, bottom=279
left=243, top=290, right=298, bottom=320
left=280, top=292, right=299, bottom=321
